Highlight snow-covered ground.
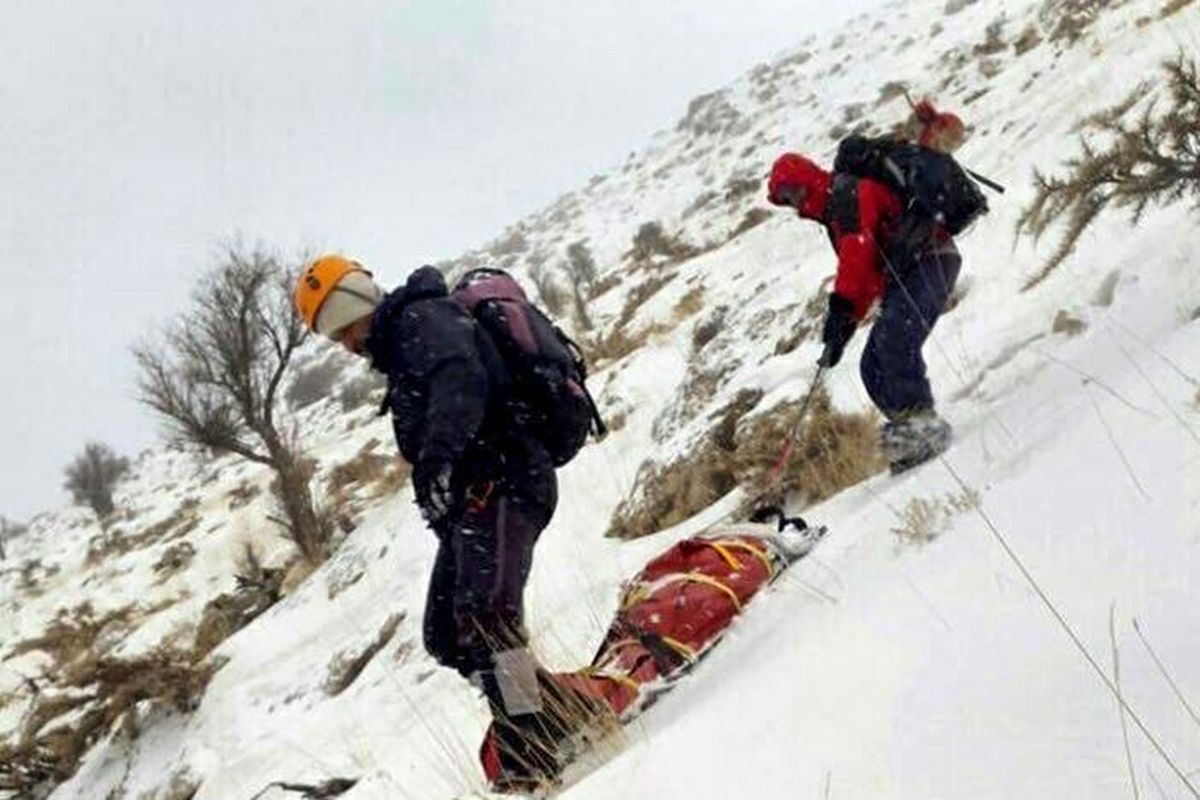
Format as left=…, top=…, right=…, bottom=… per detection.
left=3, top=0, right=1199, bottom=797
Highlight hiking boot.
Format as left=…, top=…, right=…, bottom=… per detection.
left=487, top=675, right=617, bottom=793
left=880, top=411, right=952, bottom=474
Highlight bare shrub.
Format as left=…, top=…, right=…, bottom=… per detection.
left=944, top=0, right=980, bottom=15
left=0, top=516, right=27, bottom=561
left=1161, top=0, right=1196, bottom=16
left=0, top=646, right=216, bottom=797
left=63, top=442, right=129, bottom=519
left=723, top=174, right=760, bottom=205
left=584, top=321, right=672, bottom=366
left=153, top=541, right=197, bottom=578
left=628, top=222, right=698, bottom=265
left=608, top=389, right=884, bottom=538
left=195, top=564, right=284, bottom=659
left=974, top=16, right=1008, bottom=55
left=286, top=356, right=344, bottom=410
left=1, top=600, right=216, bottom=798
left=87, top=503, right=201, bottom=566
left=227, top=481, right=262, bottom=510
left=565, top=240, right=598, bottom=287
left=135, top=246, right=330, bottom=565
left=728, top=208, right=772, bottom=240
left=692, top=306, right=729, bottom=353
left=7, top=602, right=137, bottom=670
left=1052, top=309, right=1088, bottom=335
left=877, top=81, right=909, bottom=105
left=490, top=228, right=529, bottom=258
left=140, top=768, right=201, bottom=800
left=677, top=90, right=743, bottom=138
left=1017, top=57, right=1200, bottom=289
left=1013, top=24, right=1043, bottom=54
left=587, top=271, right=623, bottom=301
left=673, top=286, right=705, bottom=321
left=1040, top=0, right=1125, bottom=44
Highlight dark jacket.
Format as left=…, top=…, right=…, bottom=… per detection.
left=364, top=266, right=553, bottom=494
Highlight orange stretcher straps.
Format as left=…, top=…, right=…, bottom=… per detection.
left=620, top=571, right=744, bottom=613
left=676, top=572, right=743, bottom=611
left=709, top=538, right=776, bottom=576
left=707, top=542, right=744, bottom=571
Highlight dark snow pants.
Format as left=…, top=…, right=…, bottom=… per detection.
left=423, top=469, right=557, bottom=679
left=859, top=243, right=962, bottom=420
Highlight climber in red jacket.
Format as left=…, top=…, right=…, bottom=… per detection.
left=767, top=151, right=961, bottom=473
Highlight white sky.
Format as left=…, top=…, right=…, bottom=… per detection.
left=0, top=0, right=886, bottom=520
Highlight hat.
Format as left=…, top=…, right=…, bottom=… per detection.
left=314, top=270, right=383, bottom=337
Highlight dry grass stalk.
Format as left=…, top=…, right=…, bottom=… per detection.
left=890, top=488, right=980, bottom=545
left=608, top=390, right=884, bottom=538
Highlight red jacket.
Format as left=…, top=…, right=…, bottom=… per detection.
left=768, top=153, right=904, bottom=321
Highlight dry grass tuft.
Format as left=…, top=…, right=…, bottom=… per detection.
left=1052, top=309, right=1088, bottom=336
left=324, top=442, right=411, bottom=527
left=0, top=636, right=217, bottom=797
left=226, top=481, right=262, bottom=510
left=890, top=488, right=980, bottom=545
left=153, top=541, right=197, bottom=578
left=673, top=286, right=706, bottom=321
left=1161, top=0, right=1196, bottom=16
left=88, top=503, right=202, bottom=566
left=608, top=389, right=884, bottom=538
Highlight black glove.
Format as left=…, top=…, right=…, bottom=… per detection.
left=817, top=293, right=857, bottom=368
left=413, top=457, right=456, bottom=525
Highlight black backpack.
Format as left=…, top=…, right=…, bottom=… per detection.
left=833, top=134, right=988, bottom=236
left=452, top=268, right=606, bottom=467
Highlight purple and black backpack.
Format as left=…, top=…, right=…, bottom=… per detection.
left=452, top=268, right=606, bottom=467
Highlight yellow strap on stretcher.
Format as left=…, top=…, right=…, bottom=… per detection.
left=708, top=538, right=776, bottom=576
left=667, top=571, right=744, bottom=611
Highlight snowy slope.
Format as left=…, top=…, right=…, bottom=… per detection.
left=3, top=0, right=1200, bottom=798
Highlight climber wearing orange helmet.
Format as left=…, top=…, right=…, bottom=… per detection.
left=294, top=257, right=605, bottom=791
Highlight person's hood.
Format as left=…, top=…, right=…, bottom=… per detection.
left=404, top=264, right=448, bottom=301
left=365, top=265, right=450, bottom=372
left=767, top=153, right=831, bottom=221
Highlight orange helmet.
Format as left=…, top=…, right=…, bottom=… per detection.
left=294, top=254, right=369, bottom=332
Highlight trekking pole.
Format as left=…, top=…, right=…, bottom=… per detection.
left=766, top=365, right=827, bottom=488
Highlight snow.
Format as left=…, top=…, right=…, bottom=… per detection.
left=3, top=0, right=1199, bottom=797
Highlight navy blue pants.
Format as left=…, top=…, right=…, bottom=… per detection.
left=860, top=244, right=961, bottom=420
left=423, top=469, right=557, bottom=679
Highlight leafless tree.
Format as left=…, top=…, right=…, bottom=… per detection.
left=0, top=516, right=23, bottom=560
left=134, top=247, right=330, bottom=564
left=63, top=442, right=129, bottom=519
